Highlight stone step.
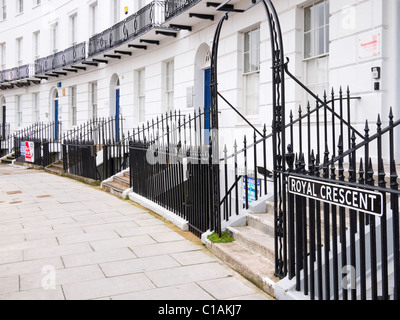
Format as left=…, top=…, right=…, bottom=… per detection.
left=227, top=225, right=275, bottom=261
left=45, top=165, right=64, bottom=175
left=205, top=239, right=279, bottom=297
left=113, top=175, right=130, bottom=188
left=247, top=213, right=275, bottom=236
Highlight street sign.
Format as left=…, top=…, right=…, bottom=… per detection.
left=288, top=176, right=383, bottom=217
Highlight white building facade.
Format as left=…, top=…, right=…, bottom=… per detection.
left=0, top=0, right=399, bottom=156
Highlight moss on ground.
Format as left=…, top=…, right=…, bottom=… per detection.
left=207, top=232, right=235, bottom=243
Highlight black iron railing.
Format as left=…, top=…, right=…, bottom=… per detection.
left=0, top=121, right=62, bottom=158
left=14, top=138, right=51, bottom=167
left=285, top=108, right=400, bottom=301
left=62, top=140, right=98, bottom=180
left=0, top=64, right=32, bottom=84
left=88, top=1, right=165, bottom=58
left=61, top=115, right=123, bottom=145
left=164, top=0, right=201, bottom=21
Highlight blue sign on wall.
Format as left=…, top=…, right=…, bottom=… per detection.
left=20, top=141, right=25, bottom=156
left=243, top=177, right=261, bottom=205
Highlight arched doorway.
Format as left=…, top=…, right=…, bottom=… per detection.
left=194, top=43, right=212, bottom=144
left=50, top=88, right=59, bottom=140
left=110, top=74, right=120, bottom=141
left=0, top=95, right=6, bottom=138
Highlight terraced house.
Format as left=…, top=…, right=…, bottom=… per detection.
left=0, top=0, right=400, bottom=300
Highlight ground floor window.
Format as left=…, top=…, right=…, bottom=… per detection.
left=243, top=27, right=260, bottom=116
left=70, top=86, right=77, bottom=126
left=16, top=95, right=22, bottom=127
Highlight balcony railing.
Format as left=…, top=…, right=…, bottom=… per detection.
left=164, top=0, right=201, bottom=21
left=88, top=1, right=165, bottom=58
left=35, top=42, right=86, bottom=75
left=0, top=64, right=33, bottom=84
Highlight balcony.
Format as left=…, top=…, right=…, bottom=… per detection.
left=34, top=42, right=87, bottom=78
left=88, top=1, right=173, bottom=59
left=0, top=64, right=36, bottom=89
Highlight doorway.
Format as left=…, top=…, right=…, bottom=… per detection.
left=53, top=91, right=59, bottom=140
left=0, top=96, right=6, bottom=138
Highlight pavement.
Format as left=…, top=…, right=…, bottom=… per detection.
left=0, top=163, right=273, bottom=301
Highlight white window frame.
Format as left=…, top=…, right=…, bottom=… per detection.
left=112, top=0, right=120, bottom=24
left=16, top=95, right=22, bottom=127
left=51, top=22, right=58, bottom=53
left=89, top=1, right=98, bottom=36
left=165, top=60, right=174, bottom=113
left=70, top=14, right=78, bottom=46
left=0, top=42, right=6, bottom=70
left=1, top=0, right=7, bottom=21
left=137, top=68, right=145, bottom=124
left=70, top=86, right=77, bottom=127
left=90, top=81, right=98, bottom=120
left=33, top=31, right=40, bottom=60
left=32, top=0, right=41, bottom=8
left=16, top=37, right=23, bottom=66
left=16, top=0, right=23, bottom=14
left=243, top=27, right=260, bottom=116
left=33, top=92, right=40, bottom=123
left=303, top=0, right=330, bottom=100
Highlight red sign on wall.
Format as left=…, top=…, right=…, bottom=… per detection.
left=25, top=141, right=35, bottom=163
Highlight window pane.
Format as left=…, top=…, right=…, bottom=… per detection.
left=306, top=58, right=316, bottom=86
left=244, top=52, right=250, bottom=73
left=304, top=32, right=313, bottom=58
left=316, top=56, right=328, bottom=84
left=315, top=27, right=325, bottom=56
left=304, top=6, right=312, bottom=32
left=245, top=73, right=259, bottom=115
left=325, top=0, right=330, bottom=24
left=325, top=25, right=330, bottom=53
left=244, top=32, right=250, bottom=52
left=315, top=1, right=325, bottom=28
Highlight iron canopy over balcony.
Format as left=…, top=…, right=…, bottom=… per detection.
left=163, top=0, right=244, bottom=30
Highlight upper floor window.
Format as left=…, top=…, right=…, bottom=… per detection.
left=33, top=0, right=40, bottom=7
left=51, top=22, right=58, bottom=53
left=16, top=0, right=23, bottom=14
left=89, top=2, right=98, bottom=36
left=16, top=37, right=22, bottom=66
left=33, top=31, right=40, bottom=60
left=243, top=27, right=260, bottom=116
left=0, top=43, right=5, bottom=70
left=1, top=0, right=6, bottom=20
left=70, top=14, right=78, bottom=46
left=304, top=0, right=330, bottom=99
left=112, top=0, right=120, bottom=24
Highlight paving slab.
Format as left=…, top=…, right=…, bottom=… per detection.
left=0, top=164, right=273, bottom=301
